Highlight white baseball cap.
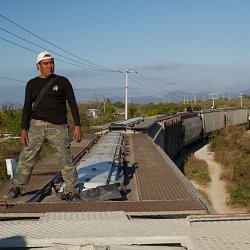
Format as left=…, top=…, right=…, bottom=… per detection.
left=37, top=51, right=54, bottom=64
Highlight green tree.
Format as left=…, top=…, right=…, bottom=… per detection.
left=114, top=101, right=124, bottom=109
left=8, top=109, right=22, bottom=136
left=128, top=103, right=138, bottom=118
left=0, top=105, right=22, bottom=136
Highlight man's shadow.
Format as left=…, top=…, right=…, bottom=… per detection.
left=0, top=235, right=27, bottom=248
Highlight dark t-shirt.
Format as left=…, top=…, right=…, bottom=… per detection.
left=21, top=74, right=80, bottom=130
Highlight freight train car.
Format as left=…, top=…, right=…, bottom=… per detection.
left=200, top=110, right=225, bottom=134
left=181, top=113, right=203, bottom=146
left=161, top=112, right=203, bottom=159
left=225, top=107, right=248, bottom=126
left=114, top=106, right=250, bottom=159
left=160, top=107, right=249, bottom=159
left=200, top=107, right=249, bottom=134
left=163, top=115, right=182, bottom=159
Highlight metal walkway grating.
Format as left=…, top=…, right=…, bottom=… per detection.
left=131, top=134, right=206, bottom=206
left=0, top=133, right=209, bottom=215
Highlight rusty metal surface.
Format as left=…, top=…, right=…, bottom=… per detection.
left=0, top=200, right=206, bottom=215
left=70, top=134, right=98, bottom=156
left=0, top=133, right=208, bottom=215
left=32, top=135, right=98, bottom=174
left=164, top=116, right=182, bottom=159
left=0, top=135, right=99, bottom=202
left=131, top=134, right=206, bottom=208
left=0, top=174, right=55, bottom=204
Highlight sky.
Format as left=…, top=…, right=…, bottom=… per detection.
left=1, top=0, right=250, bottom=103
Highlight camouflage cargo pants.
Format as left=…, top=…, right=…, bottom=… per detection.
left=13, top=119, right=78, bottom=193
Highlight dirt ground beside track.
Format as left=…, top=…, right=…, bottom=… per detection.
left=194, top=144, right=248, bottom=214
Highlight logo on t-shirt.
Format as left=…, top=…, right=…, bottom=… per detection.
left=53, top=86, right=59, bottom=91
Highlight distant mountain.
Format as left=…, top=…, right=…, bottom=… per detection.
left=0, top=85, right=249, bottom=106
left=111, top=95, right=163, bottom=104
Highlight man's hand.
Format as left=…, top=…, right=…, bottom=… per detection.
left=20, top=129, right=29, bottom=146
left=73, top=125, right=82, bottom=143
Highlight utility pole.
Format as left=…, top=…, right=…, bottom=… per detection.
left=209, top=93, right=219, bottom=108
left=103, top=98, right=106, bottom=114
left=124, top=70, right=137, bottom=120
left=238, top=93, right=243, bottom=107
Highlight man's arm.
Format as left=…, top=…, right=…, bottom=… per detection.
left=21, top=83, right=33, bottom=130
left=63, top=78, right=82, bottom=142
left=20, top=129, right=29, bottom=146
left=20, top=82, right=33, bottom=146
left=73, top=125, right=82, bottom=142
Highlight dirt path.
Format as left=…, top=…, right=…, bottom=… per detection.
left=194, top=144, right=247, bottom=214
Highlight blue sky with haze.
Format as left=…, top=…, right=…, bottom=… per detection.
left=1, top=0, right=250, bottom=102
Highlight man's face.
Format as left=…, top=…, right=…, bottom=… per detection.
left=37, top=58, right=55, bottom=78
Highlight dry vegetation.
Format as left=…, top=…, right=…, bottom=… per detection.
left=184, top=155, right=212, bottom=204
left=184, top=155, right=211, bottom=186
left=0, top=139, right=55, bottom=182
left=0, top=139, right=22, bottom=181
left=209, top=126, right=250, bottom=208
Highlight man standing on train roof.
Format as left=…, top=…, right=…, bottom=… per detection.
left=4, top=51, right=82, bottom=201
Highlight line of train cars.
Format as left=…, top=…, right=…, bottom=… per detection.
left=116, top=106, right=250, bottom=160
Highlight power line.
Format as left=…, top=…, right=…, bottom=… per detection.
left=136, top=72, right=185, bottom=99
left=0, top=76, right=26, bottom=83
left=0, top=36, right=115, bottom=71
left=0, top=26, right=116, bottom=72
left=0, top=14, right=119, bottom=72
left=0, top=75, right=140, bottom=93
left=0, top=36, right=38, bottom=54
left=129, top=72, right=175, bottom=98
left=128, top=74, right=165, bottom=97
left=134, top=74, right=168, bottom=93
left=136, top=73, right=173, bottom=94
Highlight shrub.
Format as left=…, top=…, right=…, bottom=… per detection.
left=209, top=126, right=250, bottom=208
left=0, top=139, right=22, bottom=159
left=214, top=150, right=232, bottom=168
left=209, top=130, right=229, bottom=151
left=229, top=181, right=250, bottom=207
left=184, top=155, right=211, bottom=186
left=0, top=161, right=8, bottom=181
left=0, top=139, right=55, bottom=181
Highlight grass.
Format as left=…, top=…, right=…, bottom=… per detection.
left=184, top=155, right=211, bottom=187
left=0, top=139, right=22, bottom=181
left=229, top=181, right=250, bottom=207
left=0, top=139, right=55, bottom=182
left=209, top=125, right=250, bottom=208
